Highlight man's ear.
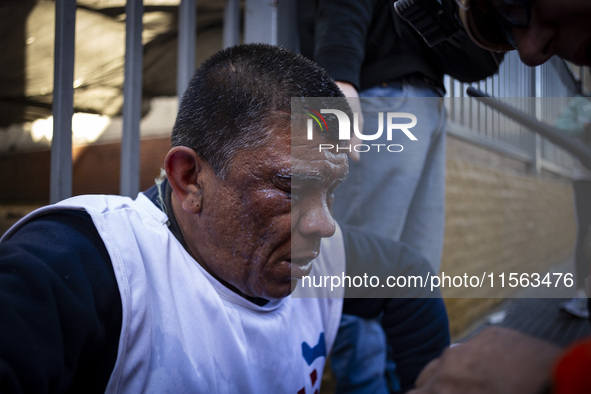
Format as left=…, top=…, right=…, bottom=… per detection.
left=164, top=146, right=205, bottom=214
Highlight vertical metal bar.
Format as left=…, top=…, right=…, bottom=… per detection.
left=480, top=79, right=485, bottom=137
left=50, top=0, right=76, bottom=203
left=177, top=0, right=196, bottom=100
left=244, top=0, right=276, bottom=44
left=486, top=77, right=492, bottom=139
left=120, top=0, right=143, bottom=197
left=223, top=0, right=240, bottom=48
left=460, top=82, right=465, bottom=127
left=447, top=76, right=455, bottom=123
left=531, top=66, right=542, bottom=173
left=277, top=0, right=298, bottom=51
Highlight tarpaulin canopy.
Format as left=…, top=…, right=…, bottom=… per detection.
left=0, top=0, right=225, bottom=128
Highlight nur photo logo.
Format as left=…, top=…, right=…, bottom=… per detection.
left=305, top=108, right=419, bottom=153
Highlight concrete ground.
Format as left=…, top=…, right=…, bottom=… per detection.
left=460, top=296, right=591, bottom=348
left=458, top=256, right=591, bottom=347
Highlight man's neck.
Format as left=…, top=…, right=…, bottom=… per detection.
left=164, top=181, right=269, bottom=307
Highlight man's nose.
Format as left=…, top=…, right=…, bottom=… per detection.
left=513, top=24, right=557, bottom=67
left=297, top=196, right=336, bottom=238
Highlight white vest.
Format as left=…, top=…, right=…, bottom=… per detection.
left=4, top=193, right=345, bottom=393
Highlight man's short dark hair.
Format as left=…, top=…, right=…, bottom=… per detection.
left=171, top=43, right=344, bottom=178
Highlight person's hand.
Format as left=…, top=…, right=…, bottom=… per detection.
left=335, top=81, right=363, bottom=162
left=408, top=326, right=563, bottom=394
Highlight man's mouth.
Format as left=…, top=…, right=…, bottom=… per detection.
left=289, top=257, right=314, bottom=279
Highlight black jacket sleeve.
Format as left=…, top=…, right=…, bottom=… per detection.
left=298, top=0, right=373, bottom=89
left=341, top=226, right=450, bottom=392
left=0, top=210, right=121, bottom=393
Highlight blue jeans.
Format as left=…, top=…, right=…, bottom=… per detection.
left=331, top=79, right=447, bottom=393
left=330, top=315, right=399, bottom=394
left=333, top=79, right=446, bottom=270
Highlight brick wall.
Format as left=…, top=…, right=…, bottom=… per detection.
left=443, top=136, right=577, bottom=337
left=0, top=136, right=171, bottom=203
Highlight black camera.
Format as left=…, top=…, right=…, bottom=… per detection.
left=393, top=0, right=461, bottom=47
left=395, top=0, right=521, bottom=51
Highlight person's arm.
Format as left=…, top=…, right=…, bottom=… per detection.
left=552, top=336, right=591, bottom=394
left=309, top=0, right=373, bottom=89
left=381, top=297, right=450, bottom=392
left=342, top=296, right=449, bottom=392
left=408, top=326, right=562, bottom=394
left=298, top=0, right=372, bottom=161
left=0, top=210, right=122, bottom=393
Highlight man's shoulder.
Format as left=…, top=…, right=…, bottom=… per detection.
left=3, top=208, right=101, bottom=247
left=1, top=194, right=137, bottom=242
left=0, top=208, right=122, bottom=393
left=1, top=209, right=114, bottom=279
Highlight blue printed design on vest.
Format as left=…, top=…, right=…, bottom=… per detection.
left=301, top=333, right=326, bottom=366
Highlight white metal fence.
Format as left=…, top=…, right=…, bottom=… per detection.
left=445, top=52, right=580, bottom=176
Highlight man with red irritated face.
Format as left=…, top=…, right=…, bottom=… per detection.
left=456, top=0, right=591, bottom=66
left=165, top=122, right=348, bottom=302
left=0, top=43, right=450, bottom=393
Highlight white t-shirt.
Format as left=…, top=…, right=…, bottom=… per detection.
left=11, top=193, right=345, bottom=394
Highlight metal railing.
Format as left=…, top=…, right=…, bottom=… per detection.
left=445, top=52, right=580, bottom=177
left=49, top=0, right=288, bottom=203
left=48, top=1, right=581, bottom=204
